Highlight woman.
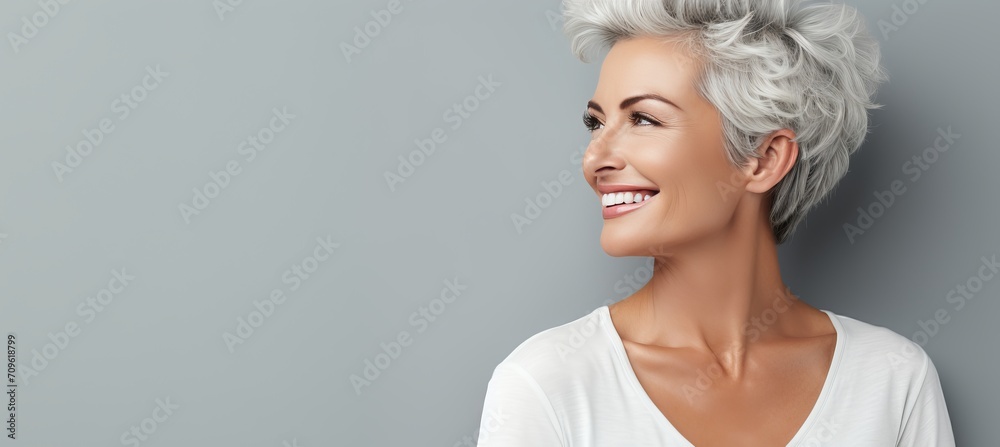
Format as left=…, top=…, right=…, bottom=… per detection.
left=476, top=0, right=956, bottom=446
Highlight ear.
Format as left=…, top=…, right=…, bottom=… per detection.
left=741, top=129, right=799, bottom=195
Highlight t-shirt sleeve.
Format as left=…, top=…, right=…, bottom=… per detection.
left=896, top=353, right=956, bottom=447
left=475, top=362, right=566, bottom=447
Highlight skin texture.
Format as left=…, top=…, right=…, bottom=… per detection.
left=582, top=35, right=838, bottom=446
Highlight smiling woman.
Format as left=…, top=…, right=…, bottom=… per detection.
left=475, top=0, right=956, bottom=446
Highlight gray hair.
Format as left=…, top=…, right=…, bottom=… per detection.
left=562, top=0, right=888, bottom=244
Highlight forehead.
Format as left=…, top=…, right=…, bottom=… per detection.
left=594, top=35, right=701, bottom=100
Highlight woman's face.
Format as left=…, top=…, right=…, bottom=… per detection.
left=582, top=35, right=746, bottom=257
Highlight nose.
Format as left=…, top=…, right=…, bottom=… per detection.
left=582, top=128, right=627, bottom=181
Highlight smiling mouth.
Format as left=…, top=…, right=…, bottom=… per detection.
left=600, top=189, right=659, bottom=219
left=602, top=190, right=659, bottom=208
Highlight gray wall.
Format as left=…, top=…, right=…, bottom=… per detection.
left=0, top=0, right=995, bottom=445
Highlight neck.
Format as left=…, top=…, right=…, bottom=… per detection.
left=615, top=201, right=803, bottom=378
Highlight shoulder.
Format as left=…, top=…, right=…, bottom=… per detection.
left=829, top=310, right=936, bottom=384
left=490, top=306, right=608, bottom=385
left=824, top=310, right=955, bottom=443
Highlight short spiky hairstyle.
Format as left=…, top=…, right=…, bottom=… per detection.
left=562, top=0, right=888, bottom=244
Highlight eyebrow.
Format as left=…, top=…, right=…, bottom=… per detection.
left=587, top=93, right=682, bottom=114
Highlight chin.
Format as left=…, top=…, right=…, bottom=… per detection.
left=599, top=230, right=663, bottom=258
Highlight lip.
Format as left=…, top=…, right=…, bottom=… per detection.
left=602, top=193, right=656, bottom=219
left=596, top=183, right=659, bottom=194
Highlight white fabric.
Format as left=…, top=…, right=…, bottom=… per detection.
left=476, top=305, right=956, bottom=446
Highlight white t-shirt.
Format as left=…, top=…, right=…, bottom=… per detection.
left=476, top=305, right=956, bottom=446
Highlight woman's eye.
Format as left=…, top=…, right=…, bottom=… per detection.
left=630, top=112, right=659, bottom=126
left=582, top=111, right=604, bottom=132
left=582, top=111, right=659, bottom=132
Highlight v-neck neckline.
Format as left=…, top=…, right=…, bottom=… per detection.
left=598, top=305, right=847, bottom=446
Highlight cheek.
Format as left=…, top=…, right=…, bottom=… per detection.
left=638, top=141, right=738, bottom=221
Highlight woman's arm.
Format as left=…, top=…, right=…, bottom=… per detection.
left=896, top=353, right=957, bottom=446
left=476, top=362, right=566, bottom=447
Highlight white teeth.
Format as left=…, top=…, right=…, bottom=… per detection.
left=602, top=191, right=657, bottom=207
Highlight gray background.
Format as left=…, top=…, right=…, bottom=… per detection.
left=0, top=0, right=995, bottom=445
